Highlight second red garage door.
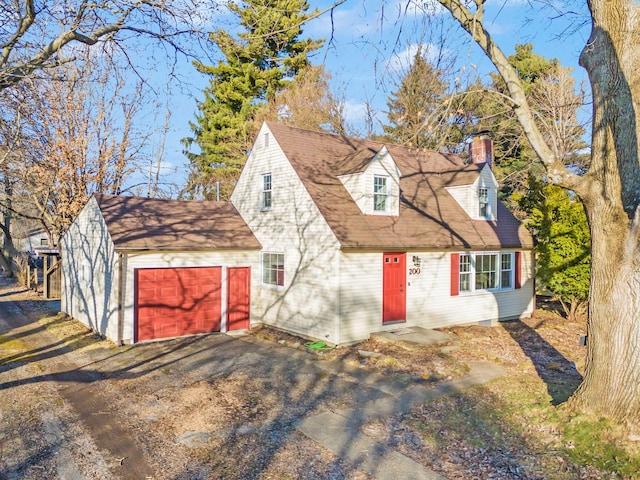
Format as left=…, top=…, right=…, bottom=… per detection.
left=135, top=267, right=222, bottom=342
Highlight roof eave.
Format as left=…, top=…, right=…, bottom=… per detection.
left=114, top=245, right=262, bottom=253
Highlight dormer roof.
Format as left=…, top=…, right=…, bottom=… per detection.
left=263, top=122, right=532, bottom=250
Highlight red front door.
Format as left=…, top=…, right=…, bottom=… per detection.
left=383, top=253, right=406, bottom=324
left=227, top=267, right=251, bottom=331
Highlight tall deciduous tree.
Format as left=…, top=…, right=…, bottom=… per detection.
left=435, top=0, right=640, bottom=425
left=258, top=65, right=347, bottom=135
left=183, top=0, right=324, bottom=200
left=0, top=0, right=207, bottom=92
left=1, top=50, right=149, bottom=244
left=457, top=44, right=586, bottom=215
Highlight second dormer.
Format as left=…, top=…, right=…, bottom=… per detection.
left=446, top=163, right=499, bottom=221
left=338, top=146, right=401, bottom=216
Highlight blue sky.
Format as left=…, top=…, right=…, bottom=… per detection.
left=138, top=0, right=591, bottom=196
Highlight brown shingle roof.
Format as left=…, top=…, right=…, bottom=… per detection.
left=265, top=122, right=532, bottom=250
left=94, top=194, right=261, bottom=251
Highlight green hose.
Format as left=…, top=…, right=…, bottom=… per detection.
left=304, top=341, right=335, bottom=351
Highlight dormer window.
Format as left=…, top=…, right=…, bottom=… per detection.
left=479, top=187, right=489, bottom=217
left=373, top=175, right=388, bottom=212
left=262, top=173, right=272, bottom=210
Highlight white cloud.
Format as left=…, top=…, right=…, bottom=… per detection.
left=307, top=2, right=380, bottom=38
left=395, top=0, right=447, bottom=17
left=343, top=99, right=368, bottom=122
left=384, top=42, right=448, bottom=74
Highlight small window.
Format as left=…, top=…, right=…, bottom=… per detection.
left=262, top=173, right=272, bottom=210
left=479, top=187, right=489, bottom=217
left=501, top=253, right=512, bottom=288
left=40, top=238, right=48, bottom=246
left=459, top=254, right=471, bottom=292
left=374, top=175, right=388, bottom=212
left=262, top=252, right=284, bottom=287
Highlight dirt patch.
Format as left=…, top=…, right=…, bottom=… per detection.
left=2, top=277, right=632, bottom=479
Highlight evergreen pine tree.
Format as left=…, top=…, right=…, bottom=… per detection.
left=183, top=0, right=323, bottom=200
left=381, top=47, right=449, bottom=149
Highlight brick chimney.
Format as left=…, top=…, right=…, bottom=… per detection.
left=469, top=132, right=493, bottom=168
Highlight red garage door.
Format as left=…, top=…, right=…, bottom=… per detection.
left=227, top=267, right=250, bottom=331
left=135, top=267, right=222, bottom=342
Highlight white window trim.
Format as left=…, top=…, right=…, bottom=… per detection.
left=459, top=251, right=515, bottom=294
left=478, top=186, right=489, bottom=218
left=261, top=252, right=284, bottom=289
left=373, top=174, right=389, bottom=214
left=261, top=173, right=272, bottom=211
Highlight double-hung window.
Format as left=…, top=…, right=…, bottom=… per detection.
left=262, top=252, right=284, bottom=287
left=500, top=253, right=512, bottom=289
left=262, top=173, right=272, bottom=210
left=478, top=186, right=489, bottom=218
left=373, top=175, right=388, bottom=212
left=459, top=254, right=472, bottom=292
left=458, top=252, right=514, bottom=294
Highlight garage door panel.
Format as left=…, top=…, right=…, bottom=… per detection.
left=135, top=267, right=222, bottom=342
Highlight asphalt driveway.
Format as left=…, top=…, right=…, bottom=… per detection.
left=0, top=279, right=499, bottom=479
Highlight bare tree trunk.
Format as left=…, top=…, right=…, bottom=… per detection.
left=1, top=173, right=16, bottom=276
left=436, top=0, right=640, bottom=425
left=569, top=0, right=640, bottom=422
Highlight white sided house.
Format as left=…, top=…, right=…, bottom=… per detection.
left=231, top=122, right=534, bottom=345
left=62, top=122, right=534, bottom=345
left=61, top=195, right=261, bottom=344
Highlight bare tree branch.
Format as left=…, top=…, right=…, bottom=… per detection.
left=0, top=0, right=208, bottom=90
left=437, top=0, right=582, bottom=191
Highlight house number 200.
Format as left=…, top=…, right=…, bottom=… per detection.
left=409, top=268, right=421, bottom=275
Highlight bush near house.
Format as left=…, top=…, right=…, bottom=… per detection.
left=521, top=179, right=590, bottom=321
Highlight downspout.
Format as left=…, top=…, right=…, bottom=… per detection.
left=532, top=249, right=537, bottom=313
left=117, top=252, right=125, bottom=346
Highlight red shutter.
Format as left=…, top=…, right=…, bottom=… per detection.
left=450, top=253, right=459, bottom=296
left=515, top=251, right=522, bottom=289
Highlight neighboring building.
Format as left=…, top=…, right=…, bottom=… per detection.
left=61, top=195, right=261, bottom=344
left=14, top=227, right=50, bottom=253
left=62, top=123, right=534, bottom=344
left=231, top=123, right=534, bottom=345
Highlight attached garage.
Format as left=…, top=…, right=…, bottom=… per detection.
left=61, top=194, right=261, bottom=344
left=135, top=266, right=223, bottom=342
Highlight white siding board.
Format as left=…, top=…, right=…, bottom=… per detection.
left=338, top=172, right=366, bottom=212
left=446, top=165, right=499, bottom=221
left=338, top=252, right=383, bottom=344
left=232, top=124, right=342, bottom=343
left=61, top=197, right=120, bottom=341
left=338, top=250, right=534, bottom=343
left=446, top=185, right=474, bottom=218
